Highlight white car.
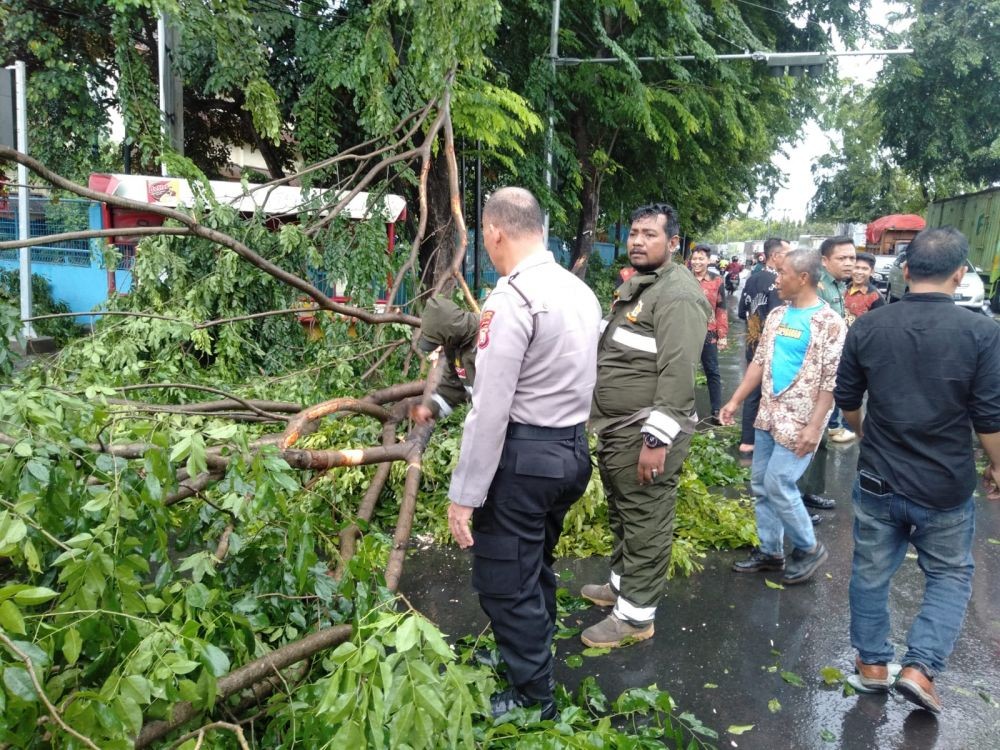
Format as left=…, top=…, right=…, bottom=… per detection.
left=886, top=253, right=987, bottom=312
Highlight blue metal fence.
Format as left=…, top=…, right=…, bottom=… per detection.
left=461, top=234, right=623, bottom=293
left=0, top=197, right=132, bottom=318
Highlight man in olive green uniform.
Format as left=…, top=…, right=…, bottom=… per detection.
left=412, top=296, right=479, bottom=423
left=816, top=236, right=856, bottom=447
left=580, top=203, right=712, bottom=648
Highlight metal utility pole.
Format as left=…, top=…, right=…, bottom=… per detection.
left=157, top=13, right=184, bottom=176
left=13, top=61, right=33, bottom=339
left=474, top=140, right=483, bottom=293
left=542, top=0, right=560, bottom=246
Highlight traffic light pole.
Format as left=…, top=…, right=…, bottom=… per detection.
left=14, top=61, right=33, bottom=340
left=542, top=0, right=560, bottom=246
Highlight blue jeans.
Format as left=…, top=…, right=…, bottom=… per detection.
left=750, top=430, right=816, bottom=556
left=849, top=480, right=975, bottom=677
left=827, top=405, right=843, bottom=430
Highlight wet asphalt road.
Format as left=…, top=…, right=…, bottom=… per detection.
left=400, top=291, right=1000, bottom=749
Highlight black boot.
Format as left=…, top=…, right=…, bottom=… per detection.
left=490, top=686, right=557, bottom=720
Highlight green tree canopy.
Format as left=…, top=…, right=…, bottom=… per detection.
left=486, top=0, right=870, bottom=265
left=809, top=85, right=925, bottom=223
left=877, top=0, right=1000, bottom=194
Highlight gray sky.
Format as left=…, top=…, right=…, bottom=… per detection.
left=763, top=0, right=908, bottom=222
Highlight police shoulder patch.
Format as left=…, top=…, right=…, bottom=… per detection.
left=478, top=310, right=495, bottom=349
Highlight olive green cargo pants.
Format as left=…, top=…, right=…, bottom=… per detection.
left=597, top=432, right=692, bottom=621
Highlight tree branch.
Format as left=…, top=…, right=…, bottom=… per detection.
left=0, top=146, right=420, bottom=327
left=0, top=226, right=190, bottom=251
left=0, top=633, right=101, bottom=750
left=135, top=625, right=354, bottom=748
left=166, top=722, right=250, bottom=750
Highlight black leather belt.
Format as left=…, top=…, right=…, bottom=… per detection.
left=507, top=422, right=586, bottom=440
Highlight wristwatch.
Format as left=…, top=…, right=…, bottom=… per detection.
left=643, top=433, right=667, bottom=449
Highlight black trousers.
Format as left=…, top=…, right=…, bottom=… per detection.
left=471, top=424, right=591, bottom=699
left=701, top=338, right=722, bottom=414
left=741, top=350, right=761, bottom=445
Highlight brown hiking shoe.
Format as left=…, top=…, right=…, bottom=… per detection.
left=580, top=583, right=617, bottom=607
left=854, top=657, right=893, bottom=692
left=896, top=666, right=942, bottom=714
left=580, top=614, right=654, bottom=649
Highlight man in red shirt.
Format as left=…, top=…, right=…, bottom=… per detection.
left=690, top=245, right=728, bottom=421
left=843, top=252, right=886, bottom=325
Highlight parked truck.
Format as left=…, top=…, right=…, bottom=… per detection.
left=864, top=214, right=926, bottom=290
left=926, top=187, right=1000, bottom=311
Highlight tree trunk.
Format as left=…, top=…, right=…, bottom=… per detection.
left=419, top=147, right=457, bottom=291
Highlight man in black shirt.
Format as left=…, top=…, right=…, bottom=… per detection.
left=835, top=227, right=1000, bottom=713
left=737, top=238, right=789, bottom=452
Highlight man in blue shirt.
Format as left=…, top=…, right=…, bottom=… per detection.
left=721, top=250, right=846, bottom=585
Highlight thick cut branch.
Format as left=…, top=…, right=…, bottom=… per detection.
left=334, top=414, right=402, bottom=579
left=282, top=442, right=411, bottom=471
left=281, top=398, right=392, bottom=449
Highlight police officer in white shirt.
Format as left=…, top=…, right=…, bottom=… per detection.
left=447, top=187, right=601, bottom=720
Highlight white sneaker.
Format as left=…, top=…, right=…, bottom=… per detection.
left=826, top=427, right=843, bottom=439
left=830, top=429, right=856, bottom=443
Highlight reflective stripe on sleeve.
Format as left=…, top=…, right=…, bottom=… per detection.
left=614, top=596, right=656, bottom=623
left=600, top=319, right=609, bottom=333
left=611, top=326, right=657, bottom=353
left=431, top=393, right=453, bottom=417
left=642, top=409, right=681, bottom=443
left=610, top=571, right=621, bottom=590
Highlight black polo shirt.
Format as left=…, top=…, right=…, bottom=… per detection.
left=835, top=292, right=1000, bottom=509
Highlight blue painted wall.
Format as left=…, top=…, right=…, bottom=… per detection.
left=0, top=198, right=132, bottom=322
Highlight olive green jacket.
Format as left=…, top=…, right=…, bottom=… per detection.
left=817, top=268, right=846, bottom=318
left=418, top=297, right=479, bottom=417
left=592, top=262, right=712, bottom=458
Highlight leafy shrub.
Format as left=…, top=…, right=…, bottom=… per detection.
left=0, top=269, right=84, bottom=345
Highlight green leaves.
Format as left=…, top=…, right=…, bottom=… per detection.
left=0, top=601, right=25, bottom=635
left=62, top=628, right=82, bottom=665
left=0, top=585, right=59, bottom=606
left=781, top=670, right=806, bottom=687
left=2, top=667, right=36, bottom=702
left=820, top=666, right=846, bottom=686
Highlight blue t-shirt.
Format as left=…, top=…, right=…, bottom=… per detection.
left=771, top=303, right=822, bottom=393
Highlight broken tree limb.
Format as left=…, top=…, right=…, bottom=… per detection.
left=281, top=398, right=392, bottom=449
left=385, top=448, right=425, bottom=593
left=165, top=471, right=225, bottom=506
left=281, top=442, right=411, bottom=471
left=0, top=226, right=191, bottom=250
left=0, top=146, right=420, bottom=327
left=134, top=625, right=354, bottom=748
left=334, top=414, right=402, bottom=580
